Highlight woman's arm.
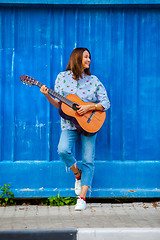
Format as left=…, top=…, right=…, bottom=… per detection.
left=76, top=103, right=104, bottom=115
left=40, top=85, right=60, bottom=109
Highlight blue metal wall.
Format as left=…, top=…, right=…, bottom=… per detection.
left=0, top=2, right=160, bottom=197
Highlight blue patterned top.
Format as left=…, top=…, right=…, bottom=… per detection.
left=54, top=70, right=110, bottom=130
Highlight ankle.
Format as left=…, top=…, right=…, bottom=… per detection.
left=75, top=169, right=81, bottom=180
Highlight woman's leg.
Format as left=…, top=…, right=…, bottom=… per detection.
left=80, top=185, right=89, bottom=198
left=58, top=130, right=82, bottom=196
left=75, top=133, right=97, bottom=211
left=70, top=164, right=81, bottom=178
left=80, top=133, right=97, bottom=195
left=58, top=130, right=79, bottom=169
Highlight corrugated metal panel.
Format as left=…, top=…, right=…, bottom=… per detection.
left=0, top=4, right=160, bottom=197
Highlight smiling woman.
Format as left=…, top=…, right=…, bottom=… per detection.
left=66, top=48, right=91, bottom=80
left=82, top=50, right=91, bottom=69
left=40, top=47, right=110, bottom=211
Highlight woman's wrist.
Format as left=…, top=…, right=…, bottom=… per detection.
left=44, top=92, right=49, bottom=97
left=95, top=104, right=98, bottom=110
left=92, top=103, right=104, bottom=111
left=88, top=104, right=98, bottom=111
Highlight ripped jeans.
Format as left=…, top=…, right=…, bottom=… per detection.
left=58, top=130, right=97, bottom=187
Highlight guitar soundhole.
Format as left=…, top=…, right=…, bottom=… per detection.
left=72, top=103, right=79, bottom=111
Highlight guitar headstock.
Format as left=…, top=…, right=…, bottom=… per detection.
left=20, top=75, right=38, bottom=86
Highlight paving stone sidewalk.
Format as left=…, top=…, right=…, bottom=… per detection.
left=0, top=202, right=160, bottom=230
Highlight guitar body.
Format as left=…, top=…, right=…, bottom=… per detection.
left=59, top=94, right=106, bottom=136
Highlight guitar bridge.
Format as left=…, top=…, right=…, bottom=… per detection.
left=87, top=111, right=95, bottom=123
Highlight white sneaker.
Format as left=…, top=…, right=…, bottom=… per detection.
left=75, top=197, right=86, bottom=211
left=75, top=179, right=81, bottom=195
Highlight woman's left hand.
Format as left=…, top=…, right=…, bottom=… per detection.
left=76, top=105, right=90, bottom=115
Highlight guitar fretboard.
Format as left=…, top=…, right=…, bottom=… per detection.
left=37, top=82, right=74, bottom=108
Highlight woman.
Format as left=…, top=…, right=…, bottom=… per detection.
left=40, top=48, right=110, bottom=211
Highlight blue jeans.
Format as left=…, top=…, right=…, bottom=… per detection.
left=58, top=130, right=97, bottom=187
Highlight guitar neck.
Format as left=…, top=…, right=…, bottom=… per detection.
left=36, top=82, right=74, bottom=108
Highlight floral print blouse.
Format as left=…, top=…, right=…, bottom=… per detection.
left=54, top=70, right=110, bottom=130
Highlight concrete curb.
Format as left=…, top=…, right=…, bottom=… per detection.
left=1, top=228, right=160, bottom=240
left=0, top=229, right=77, bottom=240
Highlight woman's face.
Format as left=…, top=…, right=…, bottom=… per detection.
left=82, top=50, right=91, bottom=69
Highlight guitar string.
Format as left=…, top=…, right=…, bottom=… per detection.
left=36, top=81, right=74, bottom=108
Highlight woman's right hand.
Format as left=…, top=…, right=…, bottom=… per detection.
left=40, top=85, right=49, bottom=95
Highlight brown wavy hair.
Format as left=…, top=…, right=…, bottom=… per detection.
left=66, top=48, right=91, bottom=80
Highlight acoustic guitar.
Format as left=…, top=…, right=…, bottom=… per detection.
left=20, top=75, right=106, bottom=136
